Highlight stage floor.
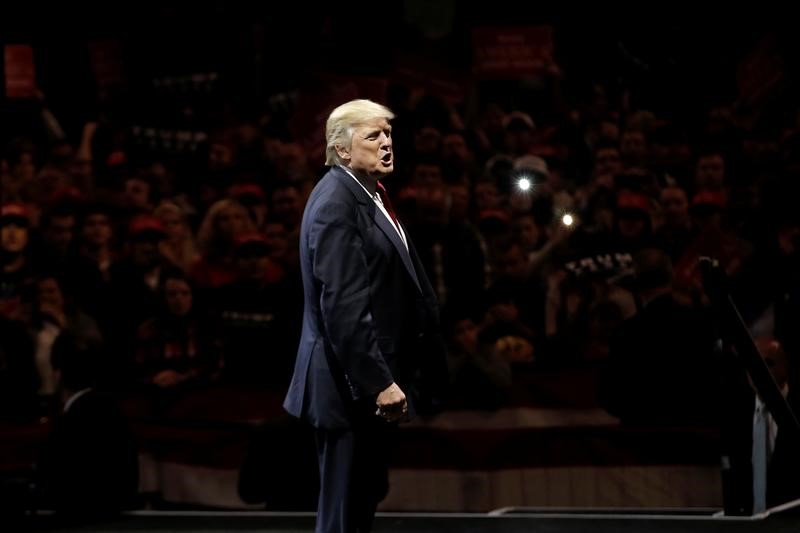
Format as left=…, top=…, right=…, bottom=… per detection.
left=18, top=509, right=800, bottom=533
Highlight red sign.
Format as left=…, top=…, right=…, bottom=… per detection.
left=4, top=44, right=36, bottom=98
left=472, top=26, right=556, bottom=80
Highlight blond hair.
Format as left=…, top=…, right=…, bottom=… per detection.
left=325, top=99, right=394, bottom=166
left=196, top=198, right=255, bottom=258
left=154, top=200, right=199, bottom=272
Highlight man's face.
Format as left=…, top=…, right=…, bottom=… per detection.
left=45, top=215, right=76, bottom=254
left=617, top=213, right=647, bottom=239
left=217, top=207, right=250, bottom=239
left=271, top=188, right=302, bottom=228
left=514, top=215, right=540, bottom=250
left=621, top=130, right=646, bottom=158
left=494, top=245, right=528, bottom=282
left=83, top=213, right=112, bottom=248
left=417, top=187, right=447, bottom=226
left=160, top=210, right=185, bottom=242
left=263, top=223, right=288, bottom=260
left=413, top=127, right=441, bottom=155
left=1, top=221, right=28, bottom=254
left=594, top=148, right=622, bottom=178
left=343, top=117, right=393, bottom=178
left=474, top=182, right=499, bottom=211
left=125, top=178, right=152, bottom=210
left=695, top=154, right=725, bottom=189
left=209, top=143, right=233, bottom=171
left=443, top=133, right=469, bottom=162
left=164, top=278, right=192, bottom=317
left=412, top=164, right=443, bottom=188
left=660, top=187, right=689, bottom=227
left=452, top=319, right=478, bottom=353
left=131, top=236, right=161, bottom=268
left=621, top=131, right=648, bottom=168
left=37, top=277, right=64, bottom=309
left=236, top=249, right=271, bottom=281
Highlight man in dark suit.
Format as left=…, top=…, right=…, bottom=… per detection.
left=37, top=331, right=139, bottom=518
left=722, top=336, right=800, bottom=515
left=284, top=99, right=446, bottom=533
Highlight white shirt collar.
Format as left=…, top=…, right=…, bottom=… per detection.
left=339, top=165, right=375, bottom=198
left=338, top=165, right=407, bottom=249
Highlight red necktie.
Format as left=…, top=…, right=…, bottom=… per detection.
left=376, top=181, right=400, bottom=229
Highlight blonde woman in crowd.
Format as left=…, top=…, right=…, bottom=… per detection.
left=191, top=198, right=255, bottom=288
left=154, top=201, right=199, bottom=273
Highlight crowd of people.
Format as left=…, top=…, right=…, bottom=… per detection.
left=2, top=24, right=800, bottom=516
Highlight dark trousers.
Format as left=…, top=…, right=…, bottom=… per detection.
left=314, top=405, right=391, bottom=533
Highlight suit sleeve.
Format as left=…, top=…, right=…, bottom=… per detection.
left=309, top=201, right=394, bottom=397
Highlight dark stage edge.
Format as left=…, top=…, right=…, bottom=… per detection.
left=16, top=507, right=800, bottom=533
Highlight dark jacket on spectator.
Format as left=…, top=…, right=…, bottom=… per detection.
left=37, top=389, right=139, bottom=515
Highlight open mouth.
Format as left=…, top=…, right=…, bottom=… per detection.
left=381, top=152, right=393, bottom=165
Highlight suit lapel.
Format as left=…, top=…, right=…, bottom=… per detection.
left=372, top=212, right=422, bottom=293
left=331, top=166, right=370, bottom=205
left=331, top=167, right=422, bottom=293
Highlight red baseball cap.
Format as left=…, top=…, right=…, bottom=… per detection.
left=128, top=214, right=166, bottom=238
left=49, top=186, right=84, bottom=206
left=229, top=183, right=265, bottom=201
left=233, top=232, right=270, bottom=254
left=478, top=209, right=511, bottom=224
left=106, top=150, right=127, bottom=167
left=1, top=203, right=29, bottom=220
left=616, top=192, right=652, bottom=214
left=691, top=190, right=727, bottom=208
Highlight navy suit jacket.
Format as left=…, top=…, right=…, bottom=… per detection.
left=284, top=166, right=446, bottom=429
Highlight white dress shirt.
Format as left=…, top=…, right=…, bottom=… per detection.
left=753, top=383, right=790, bottom=458
left=340, top=166, right=408, bottom=250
